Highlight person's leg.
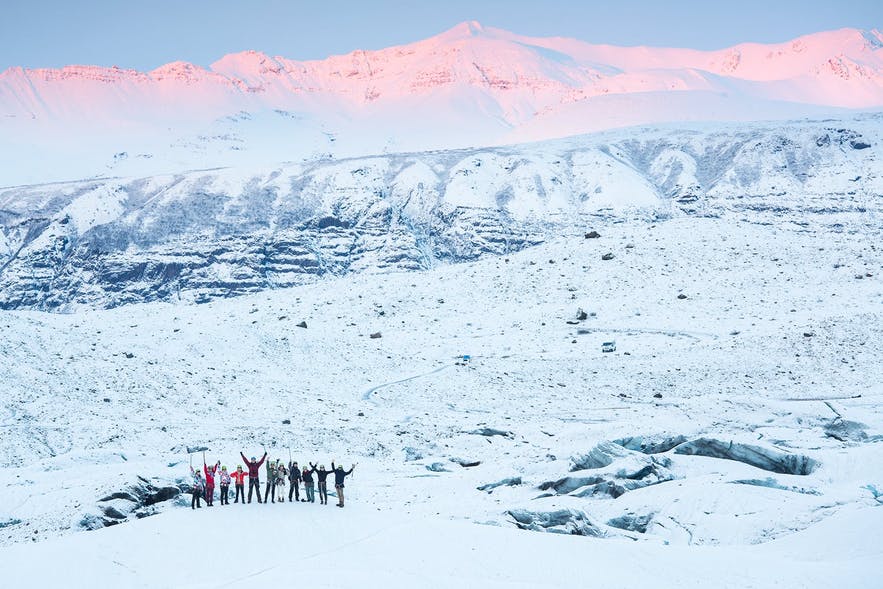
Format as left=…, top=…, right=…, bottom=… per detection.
left=288, top=482, right=294, bottom=502
left=192, top=490, right=197, bottom=509
left=336, top=485, right=344, bottom=507
left=294, top=482, right=300, bottom=502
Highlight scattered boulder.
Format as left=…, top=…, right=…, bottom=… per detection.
left=477, top=477, right=522, bottom=492
left=576, top=308, right=588, bottom=321
left=677, top=294, right=688, bottom=300
left=425, top=462, right=450, bottom=472
left=282, top=419, right=291, bottom=425
left=296, top=321, right=307, bottom=328
left=601, top=253, right=615, bottom=261
left=585, top=231, right=601, bottom=239
left=468, top=427, right=513, bottom=438
left=370, top=332, right=382, bottom=339
left=850, top=140, right=871, bottom=150
left=450, top=457, right=481, bottom=468
left=124, top=352, right=134, bottom=359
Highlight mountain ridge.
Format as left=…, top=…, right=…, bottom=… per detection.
left=1, top=22, right=881, bottom=186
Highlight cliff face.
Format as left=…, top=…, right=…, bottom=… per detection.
left=0, top=117, right=878, bottom=311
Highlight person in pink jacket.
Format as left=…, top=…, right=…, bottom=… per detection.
left=218, top=466, right=232, bottom=505
left=204, top=460, right=220, bottom=507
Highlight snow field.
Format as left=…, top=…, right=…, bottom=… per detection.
left=1, top=214, right=881, bottom=587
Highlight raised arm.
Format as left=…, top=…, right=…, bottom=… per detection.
left=240, top=452, right=250, bottom=466
left=256, top=452, right=267, bottom=467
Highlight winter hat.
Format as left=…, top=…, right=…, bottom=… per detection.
left=221, top=466, right=227, bottom=470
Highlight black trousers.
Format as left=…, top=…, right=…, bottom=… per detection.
left=220, top=484, right=229, bottom=504
left=289, top=481, right=300, bottom=502
left=191, top=489, right=202, bottom=508
left=265, top=480, right=275, bottom=503
left=248, top=478, right=262, bottom=503
left=234, top=484, right=244, bottom=503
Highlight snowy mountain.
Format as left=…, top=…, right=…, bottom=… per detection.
left=1, top=22, right=882, bottom=185
left=2, top=23, right=882, bottom=588
left=0, top=114, right=879, bottom=310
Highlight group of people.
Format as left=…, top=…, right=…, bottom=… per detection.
left=189, top=451, right=356, bottom=510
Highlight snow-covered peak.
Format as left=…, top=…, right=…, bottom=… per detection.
left=1, top=24, right=882, bottom=186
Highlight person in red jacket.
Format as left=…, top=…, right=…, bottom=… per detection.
left=204, top=460, right=220, bottom=506
left=230, top=465, right=248, bottom=504
left=240, top=451, right=267, bottom=504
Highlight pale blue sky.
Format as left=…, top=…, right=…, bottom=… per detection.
left=1, top=0, right=880, bottom=71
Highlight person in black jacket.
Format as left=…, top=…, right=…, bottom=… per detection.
left=288, top=461, right=301, bottom=502
left=331, top=461, right=355, bottom=507
left=302, top=465, right=316, bottom=503
left=311, top=463, right=331, bottom=505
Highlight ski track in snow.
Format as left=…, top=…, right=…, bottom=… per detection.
left=362, top=364, right=454, bottom=404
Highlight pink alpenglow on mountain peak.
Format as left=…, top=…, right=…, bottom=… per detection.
left=0, top=22, right=881, bottom=184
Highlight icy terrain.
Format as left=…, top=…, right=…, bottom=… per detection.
left=1, top=22, right=882, bottom=184
left=1, top=115, right=880, bottom=311
left=1, top=199, right=881, bottom=585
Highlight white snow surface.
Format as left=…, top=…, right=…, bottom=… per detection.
left=2, top=22, right=883, bottom=185
left=1, top=211, right=881, bottom=586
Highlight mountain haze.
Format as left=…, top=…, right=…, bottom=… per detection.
left=1, top=22, right=882, bottom=184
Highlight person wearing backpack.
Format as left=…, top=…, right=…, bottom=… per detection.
left=288, top=461, right=302, bottom=502
left=230, top=465, right=248, bottom=504
left=204, top=460, right=220, bottom=507
left=240, top=451, right=267, bottom=504
left=311, top=463, right=331, bottom=505
left=302, top=464, right=316, bottom=503
left=264, top=458, right=278, bottom=503
left=275, top=462, right=287, bottom=502
left=190, top=467, right=205, bottom=509
left=331, top=462, right=355, bottom=508
left=218, top=466, right=232, bottom=505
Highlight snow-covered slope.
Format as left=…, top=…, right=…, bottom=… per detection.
left=1, top=208, right=881, bottom=586
left=1, top=23, right=882, bottom=185
left=0, top=114, right=878, bottom=311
